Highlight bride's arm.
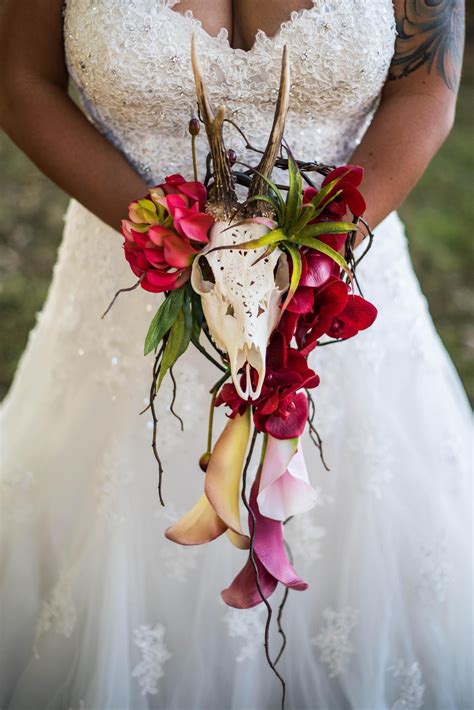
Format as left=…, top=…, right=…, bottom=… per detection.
left=349, top=0, right=464, bottom=238
left=0, top=0, right=148, bottom=231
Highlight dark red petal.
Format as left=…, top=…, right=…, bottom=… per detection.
left=342, top=183, right=366, bottom=217
left=278, top=311, right=300, bottom=342
left=322, top=165, right=364, bottom=188
left=165, top=173, right=186, bottom=185
left=262, top=392, right=308, bottom=440
left=343, top=294, right=378, bottom=329
left=286, top=287, right=315, bottom=314
left=299, top=252, right=334, bottom=288
left=303, top=186, right=318, bottom=204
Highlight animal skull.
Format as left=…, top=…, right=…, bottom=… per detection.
left=190, top=38, right=291, bottom=400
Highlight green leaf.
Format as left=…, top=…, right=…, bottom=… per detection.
left=248, top=168, right=286, bottom=214
left=291, top=235, right=349, bottom=271
left=214, top=227, right=287, bottom=253
left=281, top=243, right=302, bottom=312
left=138, top=198, right=158, bottom=213
left=284, top=152, right=303, bottom=232
left=297, top=221, right=357, bottom=240
left=157, top=299, right=193, bottom=389
left=244, top=194, right=282, bottom=216
left=157, top=310, right=185, bottom=389
left=178, top=293, right=193, bottom=359
left=144, top=287, right=185, bottom=356
left=191, top=290, right=204, bottom=342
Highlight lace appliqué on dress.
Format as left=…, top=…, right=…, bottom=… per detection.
left=389, top=659, right=425, bottom=710
left=222, top=605, right=267, bottom=663
left=312, top=606, right=359, bottom=677
left=33, top=565, right=79, bottom=658
left=132, top=623, right=172, bottom=696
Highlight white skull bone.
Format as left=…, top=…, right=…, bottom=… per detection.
left=191, top=221, right=290, bottom=399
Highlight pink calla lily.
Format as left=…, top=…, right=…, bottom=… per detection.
left=257, top=436, right=319, bottom=521
left=221, top=467, right=307, bottom=608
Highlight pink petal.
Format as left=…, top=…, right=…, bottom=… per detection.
left=163, top=233, right=199, bottom=267
left=221, top=555, right=278, bottom=609
left=143, top=248, right=167, bottom=268
left=257, top=437, right=319, bottom=521
left=155, top=193, right=188, bottom=216
left=165, top=173, right=186, bottom=186
left=178, top=181, right=208, bottom=209
left=148, top=225, right=175, bottom=247
left=251, top=471, right=308, bottom=591
left=175, top=210, right=213, bottom=243
left=145, top=268, right=189, bottom=290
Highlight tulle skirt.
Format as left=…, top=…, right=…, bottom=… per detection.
left=1, top=201, right=472, bottom=709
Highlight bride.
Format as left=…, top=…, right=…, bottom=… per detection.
left=0, top=1, right=471, bottom=708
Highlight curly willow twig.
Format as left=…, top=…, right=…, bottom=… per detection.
left=240, top=427, right=287, bottom=710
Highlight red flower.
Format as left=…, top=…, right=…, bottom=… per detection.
left=303, top=164, right=366, bottom=222
left=121, top=175, right=213, bottom=293
left=216, top=331, right=320, bottom=439
left=326, top=294, right=378, bottom=339
left=280, top=277, right=377, bottom=353
left=280, top=277, right=349, bottom=355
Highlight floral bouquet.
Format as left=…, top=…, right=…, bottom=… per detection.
left=105, top=39, right=376, bottom=704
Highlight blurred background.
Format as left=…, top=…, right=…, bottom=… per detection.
left=0, top=26, right=473, bottom=405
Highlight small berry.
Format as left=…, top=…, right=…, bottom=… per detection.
left=199, top=452, right=211, bottom=472
left=188, top=117, right=200, bottom=136
left=226, top=149, right=237, bottom=166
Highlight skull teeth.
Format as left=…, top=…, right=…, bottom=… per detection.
left=232, top=345, right=265, bottom=401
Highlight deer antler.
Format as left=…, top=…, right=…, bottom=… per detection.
left=191, top=35, right=238, bottom=219
left=247, top=46, right=290, bottom=213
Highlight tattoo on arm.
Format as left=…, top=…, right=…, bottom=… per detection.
left=389, top=0, right=465, bottom=91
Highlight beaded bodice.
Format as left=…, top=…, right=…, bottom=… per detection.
left=63, top=0, right=396, bottom=184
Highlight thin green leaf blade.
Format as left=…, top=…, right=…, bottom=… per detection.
left=281, top=243, right=302, bottom=313
left=157, top=309, right=186, bottom=389
left=292, top=235, right=349, bottom=271
left=144, top=287, right=185, bottom=356
left=298, top=221, right=357, bottom=239
left=284, top=153, right=303, bottom=232
left=210, top=227, right=287, bottom=253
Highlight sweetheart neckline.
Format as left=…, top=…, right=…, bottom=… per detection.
left=165, top=0, right=319, bottom=56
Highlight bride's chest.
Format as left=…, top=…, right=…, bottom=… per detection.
left=64, top=0, right=396, bottom=122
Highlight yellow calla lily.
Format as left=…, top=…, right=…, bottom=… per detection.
left=165, top=493, right=227, bottom=546
left=205, top=409, right=251, bottom=535
left=226, top=529, right=250, bottom=550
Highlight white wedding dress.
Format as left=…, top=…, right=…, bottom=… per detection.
left=1, top=1, right=472, bottom=708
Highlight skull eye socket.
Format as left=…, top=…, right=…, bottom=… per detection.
left=191, top=254, right=216, bottom=294
left=198, top=255, right=215, bottom=284
left=273, top=252, right=290, bottom=290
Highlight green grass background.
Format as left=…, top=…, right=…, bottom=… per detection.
left=1, top=47, right=473, bottom=404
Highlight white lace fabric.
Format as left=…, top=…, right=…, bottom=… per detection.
left=0, top=2, right=472, bottom=709
left=63, top=0, right=396, bottom=182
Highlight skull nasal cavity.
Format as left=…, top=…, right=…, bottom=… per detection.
left=226, top=303, right=235, bottom=317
